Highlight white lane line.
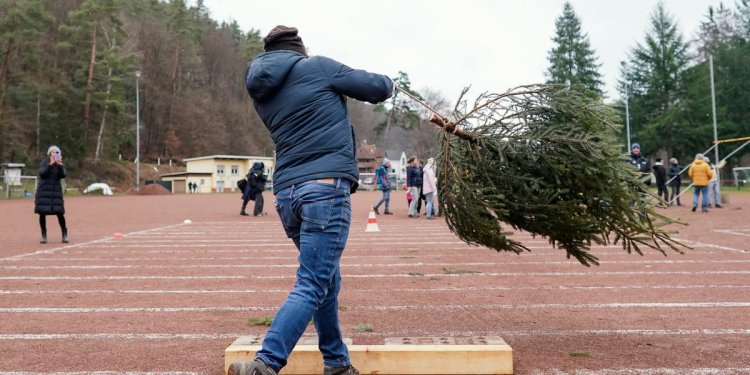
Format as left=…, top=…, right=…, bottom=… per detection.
left=76, top=241, right=468, bottom=248
left=3, top=284, right=750, bottom=295
left=0, top=373, right=200, bottom=375
left=675, top=238, right=748, bottom=253
left=1, top=302, right=749, bottom=313
left=3, top=259, right=750, bottom=270
left=1, top=329, right=749, bottom=341
left=715, top=229, right=750, bottom=237
left=2, top=270, right=749, bottom=281
left=2, top=223, right=188, bottom=260
left=530, top=368, right=750, bottom=375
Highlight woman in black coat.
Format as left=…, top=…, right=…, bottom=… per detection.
left=35, top=145, right=68, bottom=244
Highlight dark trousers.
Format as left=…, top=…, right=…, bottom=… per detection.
left=657, top=184, right=668, bottom=202
left=669, top=185, right=681, bottom=205
left=254, top=192, right=265, bottom=216
left=39, top=213, right=66, bottom=233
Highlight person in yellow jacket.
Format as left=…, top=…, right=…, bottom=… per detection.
left=688, top=153, right=713, bottom=213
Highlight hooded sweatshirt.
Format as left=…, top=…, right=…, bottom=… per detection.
left=245, top=50, right=393, bottom=193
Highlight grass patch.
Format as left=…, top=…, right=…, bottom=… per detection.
left=338, top=305, right=348, bottom=311
left=442, top=267, right=480, bottom=275
left=399, top=255, right=416, bottom=259
left=429, top=276, right=441, bottom=281
left=247, top=316, right=274, bottom=326
left=570, top=351, right=591, bottom=357
left=352, top=324, right=373, bottom=332
left=408, top=272, right=424, bottom=277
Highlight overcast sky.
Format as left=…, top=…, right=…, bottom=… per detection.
left=197, top=0, right=724, bottom=103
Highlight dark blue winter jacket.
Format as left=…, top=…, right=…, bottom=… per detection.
left=245, top=50, right=393, bottom=193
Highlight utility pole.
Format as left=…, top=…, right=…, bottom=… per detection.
left=625, top=83, right=631, bottom=152
left=709, top=55, right=720, bottom=202
left=135, top=70, right=141, bottom=192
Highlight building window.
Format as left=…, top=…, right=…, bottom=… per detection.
left=231, top=165, right=239, bottom=175
left=217, top=165, right=225, bottom=175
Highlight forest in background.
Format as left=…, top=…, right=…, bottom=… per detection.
left=0, top=0, right=749, bottom=188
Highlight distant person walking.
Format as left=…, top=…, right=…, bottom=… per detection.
left=372, top=158, right=393, bottom=215
left=705, top=156, right=723, bottom=208
left=422, top=158, right=437, bottom=219
left=35, top=145, right=68, bottom=244
left=668, top=158, right=682, bottom=206
left=248, top=162, right=268, bottom=216
left=240, top=169, right=254, bottom=216
left=688, top=153, right=713, bottom=213
left=652, top=158, right=668, bottom=203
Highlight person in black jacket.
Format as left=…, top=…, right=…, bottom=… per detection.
left=240, top=170, right=254, bottom=216
left=34, top=145, right=68, bottom=244
left=668, top=158, right=682, bottom=206
left=652, top=158, right=668, bottom=203
left=628, top=143, right=650, bottom=185
left=248, top=162, right=267, bottom=216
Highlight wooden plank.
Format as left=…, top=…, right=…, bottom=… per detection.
left=225, top=336, right=513, bottom=374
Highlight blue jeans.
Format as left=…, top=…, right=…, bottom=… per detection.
left=424, top=191, right=435, bottom=217
left=693, top=185, right=709, bottom=211
left=373, top=189, right=390, bottom=211
left=408, top=186, right=420, bottom=216
left=708, top=181, right=721, bottom=205
left=256, top=178, right=352, bottom=371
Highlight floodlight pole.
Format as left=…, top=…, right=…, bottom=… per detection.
left=709, top=55, right=720, bottom=200
left=135, top=70, right=141, bottom=192
left=625, top=83, right=631, bottom=152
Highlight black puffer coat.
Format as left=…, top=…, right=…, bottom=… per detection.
left=34, top=159, right=67, bottom=214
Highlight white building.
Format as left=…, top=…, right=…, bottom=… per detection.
left=161, top=155, right=274, bottom=194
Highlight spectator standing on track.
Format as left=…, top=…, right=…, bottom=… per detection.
left=406, top=156, right=422, bottom=218
left=668, top=158, right=682, bottom=206
left=232, top=25, right=393, bottom=375
left=422, top=157, right=437, bottom=219
left=35, top=145, right=68, bottom=244
left=372, top=158, right=393, bottom=215
left=628, top=143, right=651, bottom=186
left=704, top=156, right=723, bottom=208
left=652, top=158, right=668, bottom=203
left=415, top=159, right=426, bottom=215
left=688, top=153, right=713, bottom=213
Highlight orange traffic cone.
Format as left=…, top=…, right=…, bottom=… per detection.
left=365, top=209, right=380, bottom=232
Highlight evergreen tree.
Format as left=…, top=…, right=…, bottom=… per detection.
left=376, top=71, right=421, bottom=139
left=619, top=2, right=689, bottom=156
left=545, top=2, right=603, bottom=97
left=0, top=0, right=53, bottom=162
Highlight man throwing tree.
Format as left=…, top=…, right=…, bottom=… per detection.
left=230, top=25, right=394, bottom=375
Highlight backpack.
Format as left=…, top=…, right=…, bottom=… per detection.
left=237, top=178, right=248, bottom=192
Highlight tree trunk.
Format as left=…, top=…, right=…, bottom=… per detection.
left=163, top=47, right=180, bottom=156
left=83, top=23, right=97, bottom=128
left=36, top=94, right=41, bottom=155
left=0, top=0, right=16, bottom=161
left=383, top=91, right=398, bottom=139
left=94, top=66, right=113, bottom=163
